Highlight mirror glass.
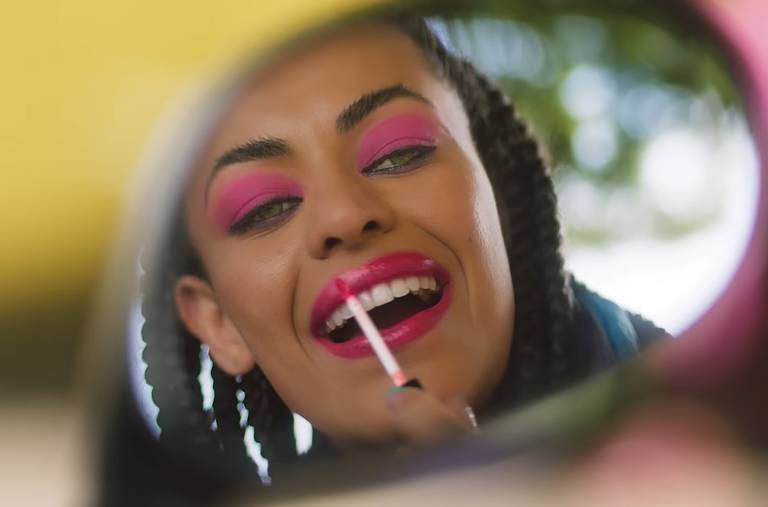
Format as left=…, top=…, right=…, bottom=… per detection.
left=120, top=0, right=759, bottom=499
left=427, top=9, right=758, bottom=335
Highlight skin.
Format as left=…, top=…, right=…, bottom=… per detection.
left=174, top=24, right=514, bottom=449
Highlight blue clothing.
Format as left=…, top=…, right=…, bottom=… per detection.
left=572, top=282, right=665, bottom=368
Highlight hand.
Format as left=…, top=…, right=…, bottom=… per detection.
left=386, top=383, right=478, bottom=449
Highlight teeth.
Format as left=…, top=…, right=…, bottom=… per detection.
left=324, top=275, right=440, bottom=335
left=359, top=290, right=375, bottom=311
left=371, top=283, right=394, bottom=306
left=332, top=310, right=344, bottom=328
left=390, top=278, right=409, bottom=298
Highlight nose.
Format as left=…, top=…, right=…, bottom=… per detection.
left=304, top=176, right=397, bottom=259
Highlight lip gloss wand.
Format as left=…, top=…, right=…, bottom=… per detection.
left=334, top=278, right=421, bottom=389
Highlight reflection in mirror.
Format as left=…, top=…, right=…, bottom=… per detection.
left=122, top=1, right=758, bottom=501
left=428, top=12, right=758, bottom=334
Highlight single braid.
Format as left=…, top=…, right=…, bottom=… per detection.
left=242, top=368, right=297, bottom=474
left=210, top=364, right=255, bottom=470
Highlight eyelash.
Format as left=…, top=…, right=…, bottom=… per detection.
left=361, top=144, right=437, bottom=176
left=229, top=196, right=303, bottom=236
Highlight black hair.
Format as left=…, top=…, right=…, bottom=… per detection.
left=398, top=18, right=581, bottom=410
left=141, top=14, right=620, bottom=483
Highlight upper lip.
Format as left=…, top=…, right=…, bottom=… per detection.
left=309, top=251, right=449, bottom=338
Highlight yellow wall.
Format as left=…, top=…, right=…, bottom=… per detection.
left=0, top=0, right=382, bottom=317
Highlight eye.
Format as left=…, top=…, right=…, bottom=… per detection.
left=229, top=196, right=302, bottom=235
left=361, top=145, right=436, bottom=176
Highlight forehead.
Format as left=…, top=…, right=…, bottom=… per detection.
left=207, top=24, right=444, bottom=152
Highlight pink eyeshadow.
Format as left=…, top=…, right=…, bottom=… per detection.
left=212, top=172, right=303, bottom=230
left=356, top=113, right=440, bottom=169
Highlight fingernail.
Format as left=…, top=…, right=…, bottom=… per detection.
left=386, top=378, right=422, bottom=397
left=386, top=386, right=409, bottom=410
left=387, top=386, right=411, bottom=396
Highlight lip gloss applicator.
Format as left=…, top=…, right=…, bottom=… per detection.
left=334, top=278, right=421, bottom=389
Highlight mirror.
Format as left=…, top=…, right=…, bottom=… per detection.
left=426, top=7, right=758, bottom=336
left=103, top=0, right=761, bottom=503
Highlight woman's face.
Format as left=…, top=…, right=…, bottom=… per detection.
left=177, top=24, right=514, bottom=446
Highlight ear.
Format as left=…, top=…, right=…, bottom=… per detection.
left=173, top=275, right=256, bottom=376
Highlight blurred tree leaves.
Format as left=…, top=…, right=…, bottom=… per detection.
left=432, top=6, right=746, bottom=245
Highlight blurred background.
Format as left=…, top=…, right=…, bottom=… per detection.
left=0, top=2, right=380, bottom=504
left=1, top=0, right=765, bottom=505
left=429, top=11, right=758, bottom=334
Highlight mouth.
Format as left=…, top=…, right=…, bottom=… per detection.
left=309, top=252, right=452, bottom=359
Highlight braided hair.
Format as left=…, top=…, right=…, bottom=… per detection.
left=140, top=15, right=593, bottom=483
left=141, top=209, right=298, bottom=481
left=396, top=16, right=585, bottom=410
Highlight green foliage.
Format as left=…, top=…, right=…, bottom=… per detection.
left=433, top=6, right=745, bottom=245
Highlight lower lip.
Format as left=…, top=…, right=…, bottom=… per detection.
left=317, top=284, right=453, bottom=359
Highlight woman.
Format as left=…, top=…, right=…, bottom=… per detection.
left=141, top=15, right=664, bottom=480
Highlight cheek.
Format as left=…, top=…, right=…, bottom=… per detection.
left=399, top=154, right=512, bottom=303
left=470, top=171, right=511, bottom=277
left=470, top=169, right=515, bottom=335
left=414, top=153, right=513, bottom=312
left=205, top=243, right=300, bottom=358
left=409, top=159, right=504, bottom=258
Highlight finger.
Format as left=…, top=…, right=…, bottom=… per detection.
left=386, top=386, right=477, bottom=447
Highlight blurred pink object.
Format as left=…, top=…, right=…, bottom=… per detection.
left=651, top=0, right=768, bottom=394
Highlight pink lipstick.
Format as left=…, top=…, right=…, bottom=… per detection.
left=310, top=252, right=452, bottom=359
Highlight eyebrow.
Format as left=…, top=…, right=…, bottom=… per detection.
left=205, top=137, right=290, bottom=198
left=206, top=84, right=432, bottom=198
left=336, top=84, right=432, bottom=134
left=212, top=137, right=290, bottom=173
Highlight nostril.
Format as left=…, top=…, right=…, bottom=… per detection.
left=321, top=220, right=382, bottom=253
left=362, top=220, right=379, bottom=233
left=324, top=237, right=341, bottom=250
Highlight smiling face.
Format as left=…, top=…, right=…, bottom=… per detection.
left=175, top=24, right=514, bottom=447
